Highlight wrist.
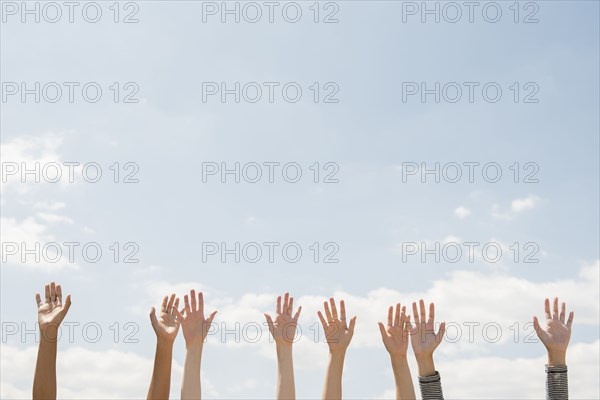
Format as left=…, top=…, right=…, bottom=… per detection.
left=415, top=353, right=436, bottom=376
left=329, top=348, right=347, bottom=359
left=390, top=354, right=409, bottom=371
left=276, top=342, right=293, bottom=353
left=547, top=350, right=566, bottom=366
left=390, top=353, right=408, bottom=363
left=157, top=337, right=175, bottom=348
left=39, top=323, right=60, bottom=343
left=185, top=337, right=205, bottom=350
left=186, top=341, right=204, bottom=353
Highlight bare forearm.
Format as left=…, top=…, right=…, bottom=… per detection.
left=33, top=339, right=58, bottom=400
left=322, top=351, right=346, bottom=400
left=147, top=340, right=174, bottom=400
left=391, top=356, right=415, bottom=400
left=181, top=345, right=203, bottom=400
left=276, top=344, right=295, bottom=400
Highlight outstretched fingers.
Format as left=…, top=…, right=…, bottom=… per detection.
left=50, top=282, right=57, bottom=304
left=56, top=284, right=63, bottom=306
left=161, top=296, right=168, bottom=313
left=287, top=296, right=294, bottom=316
left=171, top=298, right=180, bottom=316
left=428, top=302, right=435, bottom=326
left=544, top=298, right=552, bottom=320
left=276, top=295, right=282, bottom=315
left=567, top=311, right=574, bottom=328
left=340, top=300, right=347, bottom=324
left=317, top=310, right=328, bottom=328
left=198, top=292, right=204, bottom=316
left=45, top=284, right=51, bottom=304
left=166, top=294, right=176, bottom=314
left=283, top=293, right=290, bottom=315
left=330, top=298, right=338, bottom=320
left=293, top=306, right=302, bottom=322
left=419, top=299, right=427, bottom=324
left=190, top=289, right=197, bottom=312
left=184, top=294, right=191, bottom=316
left=324, top=301, right=333, bottom=322
left=412, top=301, right=420, bottom=325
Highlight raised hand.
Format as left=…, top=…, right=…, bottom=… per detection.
left=410, top=299, right=445, bottom=377
left=319, top=298, right=356, bottom=399
left=36, top=282, right=71, bottom=341
left=379, top=303, right=416, bottom=400
left=180, top=289, right=217, bottom=349
left=265, top=292, right=302, bottom=347
left=379, top=303, right=411, bottom=358
left=33, top=282, right=72, bottom=399
left=265, top=293, right=302, bottom=400
left=410, top=299, right=445, bottom=356
left=149, top=294, right=181, bottom=343
left=317, top=298, right=357, bottom=354
left=533, top=297, right=574, bottom=366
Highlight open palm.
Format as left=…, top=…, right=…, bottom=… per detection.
left=36, top=282, right=71, bottom=339
left=318, top=298, right=356, bottom=353
left=150, top=294, right=181, bottom=343
left=265, top=292, right=302, bottom=346
left=409, top=300, right=445, bottom=356
left=379, top=303, right=411, bottom=357
left=533, top=297, right=574, bottom=353
left=180, top=289, right=217, bottom=347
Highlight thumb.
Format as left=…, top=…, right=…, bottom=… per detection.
left=264, top=313, right=274, bottom=330
left=63, top=294, right=72, bottom=312
left=377, top=322, right=387, bottom=341
left=348, top=316, right=357, bottom=335
left=436, top=321, right=446, bottom=343
left=208, top=311, right=218, bottom=324
left=533, top=316, right=541, bottom=334
left=149, top=307, right=158, bottom=327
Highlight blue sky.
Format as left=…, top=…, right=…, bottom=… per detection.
left=1, top=1, right=599, bottom=398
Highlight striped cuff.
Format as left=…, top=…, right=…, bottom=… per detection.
left=545, top=365, right=568, bottom=400
left=419, top=371, right=444, bottom=400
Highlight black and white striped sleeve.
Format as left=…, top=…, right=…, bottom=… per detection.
left=546, top=364, right=568, bottom=400
left=418, top=371, right=444, bottom=400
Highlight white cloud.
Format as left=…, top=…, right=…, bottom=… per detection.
left=33, top=201, right=66, bottom=211
left=511, top=195, right=541, bottom=213
left=136, top=259, right=599, bottom=354
left=1, top=133, right=69, bottom=194
left=454, top=206, right=471, bottom=219
left=0, top=216, right=78, bottom=270
left=36, top=212, right=74, bottom=224
left=492, top=195, right=541, bottom=220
